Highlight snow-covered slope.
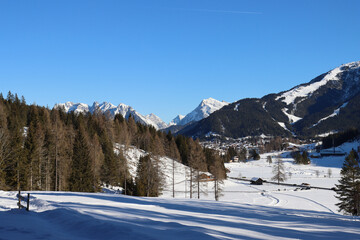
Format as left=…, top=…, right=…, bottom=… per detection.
left=2, top=190, right=360, bottom=240
left=2, top=141, right=360, bottom=239
left=55, top=102, right=168, bottom=130
left=276, top=61, right=360, bottom=105
left=169, top=115, right=185, bottom=126
left=171, top=98, right=229, bottom=126
left=145, top=113, right=168, bottom=129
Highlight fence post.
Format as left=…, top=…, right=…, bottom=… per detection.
left=18, top=190, right=21, bottom=209
left=26, top=193, right=30, bottom=211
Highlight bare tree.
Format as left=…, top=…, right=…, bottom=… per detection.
left=210, top=161, right=225, bottom=201
left=266, top=156, right=272, bottom=165
left=188, top=139, right=207, bottom=199
left=328, top=168, right=332, bottom=178
left=271, top=157, right=286, bottom=184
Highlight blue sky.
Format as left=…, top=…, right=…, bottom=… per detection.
left=0, top=0, right=359, bottom=123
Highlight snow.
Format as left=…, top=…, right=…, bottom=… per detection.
left=277, top=122, right=289, bottom=131
left=56, top=97, right=229, bottom=130
left=282, top=108, right=302, bottom=124
left=173, top=98, right=229, bottom=126
left=316, top=131, right=338, bottom=138
left=2, top=141, right=360, bottom=239
left=55, top=101, right=168, bottom=130
left=234, top=103, right=240, bottom=111
left=169, top=115, right=185, bottom=126
left=2, top=190, right=360, bottom=240
left=276, top=61, right=360, bottom=105
left=312, top=102, right=348, bottom=128
left=145, top=113, right=169, bottom=129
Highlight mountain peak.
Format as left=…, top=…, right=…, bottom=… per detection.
left=179, top=60, right=360, bottom=138
left=276, top=60, right=360, bottom=105
left=54, top=101, right=167, bottom=130
left=172, top=98, right=229, bottom=126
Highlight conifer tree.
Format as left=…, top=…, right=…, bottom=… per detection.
left=68, top=124, right=94, bottom=192
left=336, top=149, right=360, bottom=216
left=0, top=127, right=11, bottom=189
left=249, top=149, right=260, bottom=160
left=135, top=155, right=162, bottom=197
left=100, top=131, right=118, bottom=185
left=90, top=133, right=104, bottom=191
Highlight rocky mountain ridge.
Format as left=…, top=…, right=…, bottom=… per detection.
left=179, top=61, right=360, bottom=138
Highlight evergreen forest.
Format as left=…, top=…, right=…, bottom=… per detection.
left=0, top=92, right=226, bottom=196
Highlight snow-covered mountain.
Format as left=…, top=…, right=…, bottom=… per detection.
left=276, top=61, right=360, bottom=106
left=56, top=97, right=229, bottom=131
left=169, top=115, right=185, bottom=126
left=170, top=98, right=229, bottom=126
left=54, top=102, right=167, bottom=130
left=180, top=61, right=360, bottom=138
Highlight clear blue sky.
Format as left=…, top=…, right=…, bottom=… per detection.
left=0, top=0, right=359, bottom=123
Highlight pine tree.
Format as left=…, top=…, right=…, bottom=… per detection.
left=336, top=149, right=360, bottom=216
left=0, top=127, right=11, bottom=189
left=135, top=155, right=162, bottom=197
left=249, top=149, right=260, bottom=160
left=271, top=157, right=286, bottom=184
left=100, top=131, right=118, bottom=185
left=68, top=124, right=94, bottom=192
left=90, top=133, right=104, bottom=192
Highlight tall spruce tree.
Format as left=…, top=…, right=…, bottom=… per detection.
left=135, top=154, right=162, bottom=197
left=68, top=123, right=94, bottom=192
left=336, top=149, right=360, bottom=216
left=100, top=131, right=118, bottom=185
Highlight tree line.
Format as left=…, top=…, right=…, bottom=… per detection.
left=0, top=92, right=226, bottom=196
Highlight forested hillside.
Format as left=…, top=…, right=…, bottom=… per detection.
left=0, top=92, right=225, bottom=195
left=180, top=61, right=360, bottom=139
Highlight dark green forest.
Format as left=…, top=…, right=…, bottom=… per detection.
left=0, top=92, right=225, bottom=196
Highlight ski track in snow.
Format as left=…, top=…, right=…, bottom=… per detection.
left=274, top=192, right=335, bottom=214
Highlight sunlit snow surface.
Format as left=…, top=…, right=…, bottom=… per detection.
left=276, top=61, right=360, bottom=105
left=1, top=140, right=360, bottom=239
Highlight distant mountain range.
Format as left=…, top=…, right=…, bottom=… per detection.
left=55, top=61, right=360, bottom=138
left=179, top=61, right=360, bottom=138
left=55, top=98, right=228, bottom=130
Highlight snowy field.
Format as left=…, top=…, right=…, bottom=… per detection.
left=1, top=140, right=360, bottom=239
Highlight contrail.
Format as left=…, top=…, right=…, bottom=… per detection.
left=144, top=7, right=262, bottom=15
left=179, top=8, right=262, bottom=15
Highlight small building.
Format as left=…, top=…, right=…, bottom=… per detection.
left=199, top=173, right=212, bottom=181
left=287, top=145, right=299, bottom=152
left=250, top=177, right=263, bottom=185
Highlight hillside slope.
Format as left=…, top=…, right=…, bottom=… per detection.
left=180, top=61, right=360, bottom=138
left=1, top=140, right=360, bottom=239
